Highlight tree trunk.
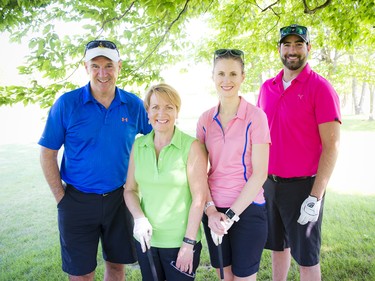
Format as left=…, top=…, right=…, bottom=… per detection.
left=369, top=84, right=374, bottom=121
left=352, top=77, right=360, bottom=114
left=359, top=82, right=366, bottom=114
left=349, top=55, right=360, bottom=115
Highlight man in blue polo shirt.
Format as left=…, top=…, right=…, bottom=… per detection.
left=39, top=40, right=152, bottom=280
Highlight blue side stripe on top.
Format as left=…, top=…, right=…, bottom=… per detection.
left=242, top=122, right=252, bottom=181
left=213, top=111, right=224, bottom=136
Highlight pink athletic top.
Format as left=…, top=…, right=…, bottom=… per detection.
left=257, top=63, right=341, bottom=178
left=197, top=97, right=271, bottom=207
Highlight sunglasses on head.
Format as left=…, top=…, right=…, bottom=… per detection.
left=280, top=25, right=308, bottom=37
left=214, top=49, right=244, bottom=61
left=85, top=40, right=118, bottom=53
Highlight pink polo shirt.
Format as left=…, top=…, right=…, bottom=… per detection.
left=197, top=97, right=271, bottom=207
left=257, top=63, right=341, bottom=178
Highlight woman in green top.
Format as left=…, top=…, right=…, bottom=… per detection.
left=124, top=83, right=208, bottom=280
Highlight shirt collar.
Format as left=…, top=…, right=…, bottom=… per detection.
left=294, top=63, right=311, bottom=83
left=212, top=96, right=247, bottom=121
left=236, top=97, right=247, bottom=120
left=82, top=82, right=124, bottom=106
left=140, top=126, right=183, bottom=150
left=272, top=63, right=311, bottom=85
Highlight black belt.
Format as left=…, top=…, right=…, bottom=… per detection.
left=66, top=184, right=122, bottom=196
left=268, top=175, right=314, bottom=183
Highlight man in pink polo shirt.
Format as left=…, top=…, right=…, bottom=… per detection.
left=257, top=24, right=341, bottom=280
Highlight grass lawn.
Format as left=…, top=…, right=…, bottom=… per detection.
left=0, top=116, right=374, bottom=280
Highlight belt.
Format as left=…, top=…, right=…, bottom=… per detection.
left=268, top=175, right=314, bottom=183
left=66, top=184, right=122, bottom=196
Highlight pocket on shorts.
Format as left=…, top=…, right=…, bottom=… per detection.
left=252, top=204, right=267, bottom=221
left=57, top=193, right=68, bottom=208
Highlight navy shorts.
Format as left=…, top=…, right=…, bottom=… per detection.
left=202, top=204, right=268, bottom=277
left=135, top=240, right=202, bottom=281
left=263, top=177, right=324, bottom=266
left=57, top=184, right=137, bottom=276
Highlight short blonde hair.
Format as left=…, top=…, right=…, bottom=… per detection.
left=144, top=83, right=181, bottom=113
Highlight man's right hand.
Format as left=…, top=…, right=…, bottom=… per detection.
left=297, top=195, right=321, bottom=225
left=134, top=217, right=153, bottom=252
left=55, top=182, right=66, bottom=204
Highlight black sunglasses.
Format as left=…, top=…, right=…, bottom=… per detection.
left=85, top=40, right=119, bottom=53
left=214, top=49, right=244, bottom=62
left=280, top=25, right=308, bottom=37
left=170, top=261, right=195, bottom=278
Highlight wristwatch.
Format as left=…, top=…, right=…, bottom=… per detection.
left=183, top=237, right=197, bottom=245
left=225, top=208, right=240, bottom=222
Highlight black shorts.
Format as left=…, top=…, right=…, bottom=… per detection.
left=135, top=240, right=202, bottom=281
left=57, top=185, right=137, bottom=276
left=202, top=204, right=268, bottom=277
left=263, top=177, right=324, bottom=266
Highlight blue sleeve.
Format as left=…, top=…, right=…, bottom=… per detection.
left=38, top=97, right=67, bottom=150
left=133, top=95, right=152, bottom=135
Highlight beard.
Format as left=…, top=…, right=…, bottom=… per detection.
left=281, top=54, right=307, bottom=71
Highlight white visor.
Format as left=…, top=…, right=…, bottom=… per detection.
left=85, top=47, right=120, bottom=62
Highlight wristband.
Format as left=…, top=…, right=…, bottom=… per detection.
left=204, top=201, right=215, bottom=214
left=183, top=237, right=197, bottom=245
left=225, top=208, right=240, bottom=222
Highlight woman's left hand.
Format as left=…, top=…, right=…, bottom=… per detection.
left=175, top=243, right=194, bottom=274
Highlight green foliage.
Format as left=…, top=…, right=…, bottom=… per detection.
left=0, top=81, right=77, bottom=108
left=0, top=0, right=375, bottom=107
left=195, top=0, right=375, bottom=94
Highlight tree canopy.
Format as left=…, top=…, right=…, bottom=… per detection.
left=0, top=0, right=374, bottom=109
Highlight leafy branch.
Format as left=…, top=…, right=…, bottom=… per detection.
left=303, top=0, right=332, bottom=14
left=98, top=1, right=136, bottom=34
left=131, top=0, right=191, bottom=73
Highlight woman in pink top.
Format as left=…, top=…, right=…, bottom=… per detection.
left=196, top=49, right=271, bottom=281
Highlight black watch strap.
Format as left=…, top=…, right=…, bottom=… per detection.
left=183, top=237, right=197, bottom=245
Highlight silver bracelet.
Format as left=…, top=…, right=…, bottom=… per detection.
left=204, top=201, right=215, bottom=214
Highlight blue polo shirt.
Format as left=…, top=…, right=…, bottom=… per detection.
left=39, top=83, right=152, bottom=194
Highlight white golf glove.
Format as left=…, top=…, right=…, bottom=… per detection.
left=211, top=230, right=223, bottom=246
left=134, top=217, right=153, bottom=253
left=210, top=219, right=234, bottom=246
left=297, top=195, right=321, bottom=225
left=223, top=218, right=234, bottom=232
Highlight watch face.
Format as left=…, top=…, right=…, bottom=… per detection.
left=226, top=209, right=235, bottom=219
left=225, top=208, right=239, bottom=222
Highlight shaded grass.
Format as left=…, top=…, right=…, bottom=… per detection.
left=1, top=125, right=374, bottom=280
left=341, top=116, right=375, bottom=131
left=321, top=193, right=375, bottom=281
